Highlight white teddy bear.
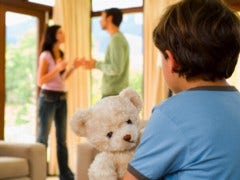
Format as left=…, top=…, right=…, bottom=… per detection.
left=70, top=87, right=143, bottom=180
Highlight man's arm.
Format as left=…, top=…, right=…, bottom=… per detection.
left=123, top=171, right=138, bottom=180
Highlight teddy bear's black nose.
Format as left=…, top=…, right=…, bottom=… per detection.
left=123, top=134, right=131, bottom=142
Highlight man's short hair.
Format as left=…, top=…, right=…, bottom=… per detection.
left=105, top=8, right=123, bottom=27
left=153, top=0, right=240, bottom=81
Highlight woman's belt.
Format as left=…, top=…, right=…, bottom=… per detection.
left=40, top=89, right=66, bottom=100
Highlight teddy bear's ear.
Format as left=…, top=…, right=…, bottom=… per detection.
left=70, top=109, right=91, bottom=137
left=119, top=87, right=143, bottom=111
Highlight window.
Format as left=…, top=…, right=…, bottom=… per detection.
left=91, top=1, right=143, bottom=104
left=0, top=0, right=51, bottom=140
left=5, top=12, right=38, bottom=142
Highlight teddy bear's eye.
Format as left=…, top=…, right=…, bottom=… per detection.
left=126, top=119, right=132, bottom=124
left=106, top=131, right=113, bottom=138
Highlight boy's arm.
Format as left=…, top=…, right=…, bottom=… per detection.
left=123, top=171, right=138, bottom=180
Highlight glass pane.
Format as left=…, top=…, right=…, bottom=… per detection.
left=5, top=12, right=38, bottom=143
left=92, top=0, right=143, bottom=12
left=28, top=0, right=55, bottom=6
left=91, top=13, right=143, bottom=104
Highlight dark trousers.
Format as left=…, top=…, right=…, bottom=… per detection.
left=37, top=92, right=73, bottom=179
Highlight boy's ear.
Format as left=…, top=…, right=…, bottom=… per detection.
left=165, top=50, right=180, bottom=72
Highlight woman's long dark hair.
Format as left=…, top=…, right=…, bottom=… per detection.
left=41, top=25, right=64, bottom=61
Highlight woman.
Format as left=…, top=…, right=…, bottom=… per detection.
left=37, top=25, right=81, bottom=180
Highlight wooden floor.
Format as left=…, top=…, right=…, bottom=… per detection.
left=47, top=176, right=58, bottom=180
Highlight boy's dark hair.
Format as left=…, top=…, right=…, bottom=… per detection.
left=105, top=8, right=123, bottom=27
left=153, top=0, right=240, bottom=81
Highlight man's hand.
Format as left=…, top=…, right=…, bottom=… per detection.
left=84, top=58, right=96, bottom=69
left=73, top=57, right=86, bottom=68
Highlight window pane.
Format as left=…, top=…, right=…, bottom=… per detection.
left=5, top=12, right=38, bottom=143
left=92, top=0, right=143, bottom=12
left=91, top=13, right=143, bottom=103
left=28, top=0, right=55, bottom=6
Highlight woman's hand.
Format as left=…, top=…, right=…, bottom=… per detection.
left=56, top=59, right=68, bottom=72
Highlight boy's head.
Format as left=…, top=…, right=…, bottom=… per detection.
left=153, top=0, right=240, bottom=83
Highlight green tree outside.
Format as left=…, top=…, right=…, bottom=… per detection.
left=5, top=28, right=37, bottom=125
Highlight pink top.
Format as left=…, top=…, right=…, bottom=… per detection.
left=39, top=51, right=65, bottom=92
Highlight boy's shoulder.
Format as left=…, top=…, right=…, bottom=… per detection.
left=154, top=86, right=240, bottom=115
left=149, top=86, right=240, bottom=137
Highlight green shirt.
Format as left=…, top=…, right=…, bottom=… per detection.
left=95, top=31, right=129, bottom=97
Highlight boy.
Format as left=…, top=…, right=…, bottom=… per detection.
left=123, top=0, right=240, bottom=179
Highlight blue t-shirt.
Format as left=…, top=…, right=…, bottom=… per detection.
left=129, top=86, right=240, bottom=180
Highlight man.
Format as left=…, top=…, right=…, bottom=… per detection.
left=86, top=8, right=129, bottom=98
left=123, top=0, right=240, bottom=179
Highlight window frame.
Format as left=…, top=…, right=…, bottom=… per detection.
left=0, top=0, right=52, bottom=140
left=91, top=6, right=143, bottom=17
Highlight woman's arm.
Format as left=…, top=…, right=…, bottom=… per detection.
left=62, top=65, right=75, bottom=80
left=37, top=58, right=67, bottom=86
left=62, top=58, right=85, bottom=80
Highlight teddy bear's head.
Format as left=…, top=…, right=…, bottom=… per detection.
left=70, top=87, right=143, bottom=152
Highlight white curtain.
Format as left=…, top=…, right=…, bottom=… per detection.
left=143, top=0, right=180, bottom=120
left=50, top=0, right=91, bottom=174
left=228, top=57, right=240, bottom=89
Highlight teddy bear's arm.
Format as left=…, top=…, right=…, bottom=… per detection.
left=88, top=152, right=118, bottom=180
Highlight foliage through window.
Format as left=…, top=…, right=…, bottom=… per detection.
left=5, top=12, right=38, bottom=142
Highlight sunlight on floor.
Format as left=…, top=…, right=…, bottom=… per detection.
left=47, top=177, right=58, bottom=180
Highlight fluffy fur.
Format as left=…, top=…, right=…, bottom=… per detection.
left=70, top=87, right=143, bottom=180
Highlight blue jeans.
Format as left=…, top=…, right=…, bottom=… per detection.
left=37, top=93, right=73, bottom=179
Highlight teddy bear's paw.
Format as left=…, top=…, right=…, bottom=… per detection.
left=89, top=173, right=118, bottom=180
